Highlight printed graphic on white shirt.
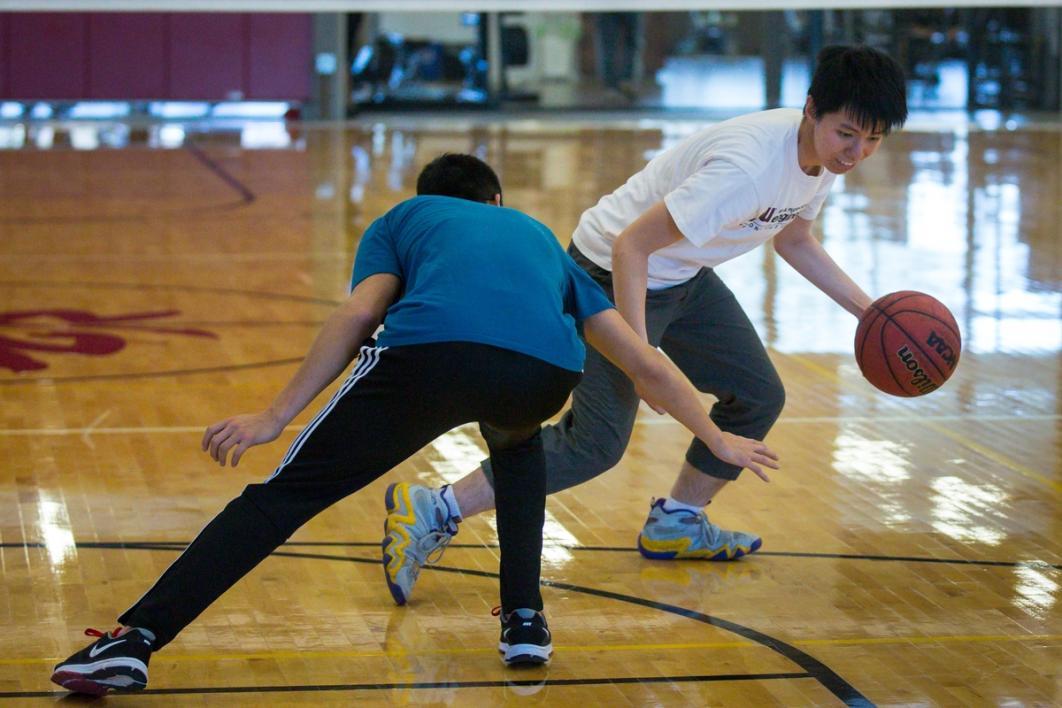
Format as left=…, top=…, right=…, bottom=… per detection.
left=572, top=108, right=836, bottom=289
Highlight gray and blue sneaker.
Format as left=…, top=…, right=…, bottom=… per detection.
left=636, top=498, right=762, bottom=560
left=383, top=482, right=459, bottom=605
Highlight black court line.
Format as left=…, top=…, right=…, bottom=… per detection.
left=539, top=580, right=864, bottom=706
left=14, top=542, right=873, bottom=706
left=29, top=541, right=1048, bottom=571
left=271, top=549, right=876, bottom=707
left=586, top=547, right=1062, bottom=570
left=1, top=672, right=812, bottom=699
left=184, top=142, right=256, bottom=206
left=15, top=538, right=1056, bottom=703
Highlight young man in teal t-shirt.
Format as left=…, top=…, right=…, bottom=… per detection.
left=51, top=155, right=777, bottom=695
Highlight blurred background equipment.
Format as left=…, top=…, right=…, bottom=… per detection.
left=1, top=6, right=1057, bottom=117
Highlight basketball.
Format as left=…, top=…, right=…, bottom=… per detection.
left=854, top=291, right=961, bottom=397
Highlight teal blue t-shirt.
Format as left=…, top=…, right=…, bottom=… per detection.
left=350, top=195, right=613, bottom=372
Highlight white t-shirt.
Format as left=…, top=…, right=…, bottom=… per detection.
left=572, top=108, right=836, bottom=289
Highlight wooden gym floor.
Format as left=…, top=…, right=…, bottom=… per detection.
left=0, top=114, right=1058, bottom=705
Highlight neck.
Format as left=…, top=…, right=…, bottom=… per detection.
left=796, top=118, right=822, bottom=176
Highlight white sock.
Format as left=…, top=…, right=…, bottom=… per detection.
left=439, top=484, right=463, bottom=523
left=662, top=497, right=703, bottom=514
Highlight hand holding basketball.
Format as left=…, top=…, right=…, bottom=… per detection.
left=855, top=291, right=961, bottom=397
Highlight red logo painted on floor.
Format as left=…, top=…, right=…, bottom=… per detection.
left=0, top=309, right=217, bottom=373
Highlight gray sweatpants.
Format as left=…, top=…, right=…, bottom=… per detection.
left=482, top=244, right=785, bottom=492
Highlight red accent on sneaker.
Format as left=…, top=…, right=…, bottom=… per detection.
left=83, top=626, right=124, bottom=639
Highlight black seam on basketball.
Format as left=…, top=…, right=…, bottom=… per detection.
left=877, top=309, right=962, bottom=344
left=877, top=292, right=923, bottom=310
left=856, top=304, right=887, bottom=371
left=879, top=311, right=950, bottom=381
left=857, top=293, right=924, bottom=376
left=877, top=312, right=909, bottom=394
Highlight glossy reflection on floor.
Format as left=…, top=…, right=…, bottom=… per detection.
left=0, top=115, right=1058, bottom=705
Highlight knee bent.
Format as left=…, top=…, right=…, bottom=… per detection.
left=760, top=379, right=786, bottom=421
left=717, top=378, right=786, bottom=431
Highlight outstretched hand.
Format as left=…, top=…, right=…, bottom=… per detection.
left=202, top=411, right=284, bottom=467
left=709, top=432, right=779, bottom=482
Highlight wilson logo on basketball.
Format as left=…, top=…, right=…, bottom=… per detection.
left=895, top=345, right=938, bottom=395
left=925, top=330, right=958, bottom=370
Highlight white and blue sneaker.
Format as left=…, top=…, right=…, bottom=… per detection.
left=637, top=498, right=762, bottom=560
left=382, top=482, right=458, bottom=605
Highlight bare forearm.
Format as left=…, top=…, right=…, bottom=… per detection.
left=203, top=273, right=397, bottom=467
left=584, top=309, right=778, bottom=477
left=268, top=307, right=374, bottom=424
left=776, top=229, right=871, bottom=317
left=612, top=243, right=651, bottom=341
left=585, top=311, right=722, bottom=447
left=633, top=354, right=724, bottom=449
left=611, top=201, right=686, bottom=341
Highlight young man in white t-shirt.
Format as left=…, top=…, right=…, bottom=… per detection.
left=381, top=45, right=908, bottom=604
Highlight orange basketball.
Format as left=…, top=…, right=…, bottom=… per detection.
left=855, top=291, right=961, bottom=397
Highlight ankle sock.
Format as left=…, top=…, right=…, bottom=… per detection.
left=439, top=484, right=463, bottom=523
left=119, top=626, right=156, bottom=644
left=661, top=497, right=704, bottom=514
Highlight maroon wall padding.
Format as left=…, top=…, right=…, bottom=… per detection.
left=1, top=12, right=312, bottom=101
left=0, top=15, right=8, bottom=98
left=168, top=13, right=245, bottom=101
left=88, top=13, right=167, bottom=99
left=247, top=14, right=311, bottom=101
left=9, top=13, right=89, bottom=99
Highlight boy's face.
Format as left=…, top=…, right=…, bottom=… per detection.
left=808, top=106, right=886, bottom=175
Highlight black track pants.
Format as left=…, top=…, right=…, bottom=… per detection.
left=119, top=342, right=580, bottom=648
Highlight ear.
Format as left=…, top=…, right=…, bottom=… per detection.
left=803, top=96, right=817, bottom=121
left=489, top=193, right=502, bottom=206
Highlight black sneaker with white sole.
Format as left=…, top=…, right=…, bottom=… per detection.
left=51, top=627, right=154, bottom=695
left=497, top=608, right=552, bottom=665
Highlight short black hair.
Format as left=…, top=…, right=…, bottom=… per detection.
left=808, top=45, right=907, bottom=135
left=416, top=153, right=503, bottom=203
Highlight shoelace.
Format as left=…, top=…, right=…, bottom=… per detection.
left=492, top=607, right=511, bottom=641
left=84, top=626, right=122, bottom=639
left=657, top=498, right=721, bottom=545
left=695, top=511, right=722, bottom=545
left=417, top=530, right=453, bottom=566
left=491, top=606, right=543, bottom=622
